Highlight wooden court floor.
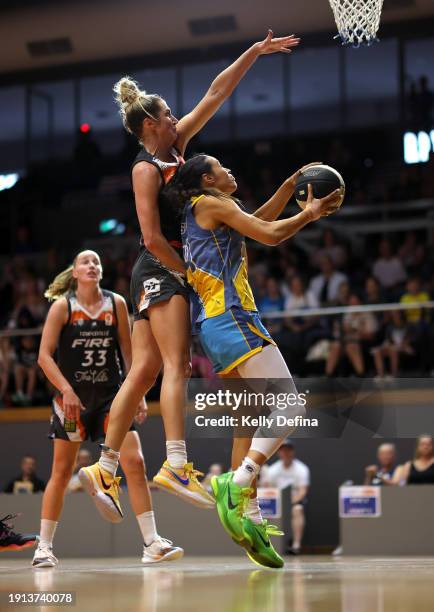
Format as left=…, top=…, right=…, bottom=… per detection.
left=1, top=556, right=433, bottom=612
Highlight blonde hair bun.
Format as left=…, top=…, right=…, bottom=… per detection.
left=113, top=76, right=145, bottom=109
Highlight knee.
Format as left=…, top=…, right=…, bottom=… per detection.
left=122, top=453, right=147, bottom=481
left=50, top=464, right=74, bottom=488
left=292, top=504, right=304, bottom=518
left=163, top=356, right=191, bottom=378
left=129, top=360, right=159, bottom=389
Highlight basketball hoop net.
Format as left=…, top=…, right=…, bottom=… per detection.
left=328, top=0, right=384, bottom=47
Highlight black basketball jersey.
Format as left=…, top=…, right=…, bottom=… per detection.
left=57, top=290, right=122, bottom=406
left=131, top=147, right=184, bottom=249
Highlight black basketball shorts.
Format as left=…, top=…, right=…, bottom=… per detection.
left=130, top=248, right=189, bottom=321
left=49, top=391, right=136, bottom=442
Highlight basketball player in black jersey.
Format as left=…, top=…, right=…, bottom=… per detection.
left=80, top=30, right=302, bottom=517
left=32, top=250, right=183, bottom=567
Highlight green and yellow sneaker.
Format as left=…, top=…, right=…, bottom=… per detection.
left=211, top=472, right=253, bottom=544
left=242, top=517, right=284, bottom=569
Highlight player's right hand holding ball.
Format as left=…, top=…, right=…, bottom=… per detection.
left=305, top=183, right=343, bottom=220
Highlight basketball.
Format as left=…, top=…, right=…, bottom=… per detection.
left=295, top=164, right=345, bottom=210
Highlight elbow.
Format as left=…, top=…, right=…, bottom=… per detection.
left=142, top=233, right=158, bottom=253
left=37, top=353, right=45, bottom=369
left=267, top=228, right=282, bottom=246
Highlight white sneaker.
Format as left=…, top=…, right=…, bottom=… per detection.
left=141, top=536, right=184, bottom=564
left=32, top=543, right=58, bottom=568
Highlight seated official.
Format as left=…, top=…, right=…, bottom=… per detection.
left=393, top=435, right=434, bottom=485
left=3, top=455, right=46, bottom=494
left=261, top=439, right=310, bottom=554
left=364, top=443, right=397, bottom=486
left=67, top=449, right=93, bottom=493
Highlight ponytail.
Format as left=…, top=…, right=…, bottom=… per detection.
left=44, top=265, right=76, bottom=301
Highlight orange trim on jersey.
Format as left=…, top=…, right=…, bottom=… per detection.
left=69, top=310, right=117, bottom=325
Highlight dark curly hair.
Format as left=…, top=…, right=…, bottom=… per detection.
left=164, top=153, right=238, bottom=211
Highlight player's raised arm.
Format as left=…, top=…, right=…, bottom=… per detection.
left=175, top=30, right=300, bottom=153
left=254, top=162, right=322, bottom=221
left=196, top=185, right=342, bottom=246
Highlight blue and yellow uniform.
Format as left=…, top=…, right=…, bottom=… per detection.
left=182, top=194, right=275, bottom=374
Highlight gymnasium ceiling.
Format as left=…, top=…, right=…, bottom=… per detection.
left=1, top=0, right=434, bottom=76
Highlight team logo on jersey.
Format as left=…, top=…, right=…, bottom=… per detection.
left=77, top=318, right=84, bottom=326
left=143, top=278, right=161, bottom=297
left=104, top=313, right=113, bottom=326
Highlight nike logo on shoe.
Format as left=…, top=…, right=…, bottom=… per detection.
left=164, top=467, right=190, bottom=486
left=99, top=469, right=112, bottom=491
left=227, top=485, right=238, bottom=510
left=254, top=527, right=270, bottom=548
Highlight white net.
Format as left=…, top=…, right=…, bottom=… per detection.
left=328, top=0, right=384, bottom=47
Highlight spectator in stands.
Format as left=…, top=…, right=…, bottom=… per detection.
left=400, top=277, right=430, bottom=325
left=326, top=293, right=377, bottom=377
left=0, top=337, right=10, bottom=407
left=372, top=239, right=407, bottom=296
left=364, top=443, right=397, bottom=485
left=257, top=277, right=285, bottom=334
left=309, top=255, right=348, bottom=306
left=4, top=455, right=46, bottom=494
left=364, top=276, right=384, bottom=305
left=398, top=231, right=419, bottom=269
left=371, top=310, right=414, bottom=379
left=0, top=262, right=14, bottom=328
left=283, top=275, right=323, bottom=361
left=284, top=275, right=318, bottom=312
left=10, top=307, right=39, bottom=406
left=67, top=449, right=93, bottom=493
left=394, top=435, right=434, bottom=485
left=261, top=439, right=310, bottom=555
left=311, top=229, right=347, bottom=270
left=257, top=277, right=285, bottom=314
left=13, top=277, right=47, bottom=325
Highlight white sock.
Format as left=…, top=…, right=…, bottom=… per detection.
left=137, top=511, right=158, bottom=547
left=99, top=448, right=120, bottom=476
left=244, top=497, right=263, bottom=525
left=233, top=457, right=260, bottom=488
left=39, top=519, right=58, bottom=546
left=166, top=440, right=187, bottom=469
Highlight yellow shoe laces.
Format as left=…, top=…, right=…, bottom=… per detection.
left=262, top=521, right=284, bottom=537
left=183, top=462, right=204, bottom=483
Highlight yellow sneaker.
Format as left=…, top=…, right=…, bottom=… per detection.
left=153, top=461, right=215, bottom=509
left=78, top=462, right=123, bottom=523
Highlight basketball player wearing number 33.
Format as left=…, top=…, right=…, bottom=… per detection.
left=32, top=250, right=183, bottom=568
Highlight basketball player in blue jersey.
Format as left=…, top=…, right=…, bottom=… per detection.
left=32, top=250, right=182, bottom=567
left=166, top=155, right=342, bottom=568
left=81, top=31, right=303, bottom=518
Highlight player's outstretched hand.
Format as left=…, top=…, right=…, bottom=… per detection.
left=306, top=184, right=342, bottom=221
left=255, top=29, right=301, bottom=55
left=134, top=398, right=148, bottom=425
left=62, top=388, right=85, bottom=421
left=287, top=162, right=322, bottom=190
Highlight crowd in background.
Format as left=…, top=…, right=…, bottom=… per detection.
left=0, top=129, right=434, bottom=407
